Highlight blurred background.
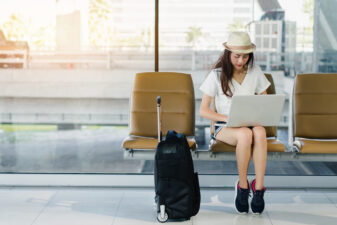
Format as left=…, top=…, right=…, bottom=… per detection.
left=0, top=0, right=336, bottom=178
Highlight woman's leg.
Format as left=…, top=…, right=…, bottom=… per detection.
left=251, top=126, right=267, bottom=190
left=215, top=127, right=253, bottom=188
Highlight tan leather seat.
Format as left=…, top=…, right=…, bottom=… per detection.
left=209, top=73, right=286, bottom=153
left=122, top=72, right=196, bottom=150
left=293, top=73, right=337, bottom=153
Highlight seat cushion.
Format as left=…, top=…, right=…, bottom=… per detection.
left=122, top=135, right=197, bottom=150
left=294, top=138, right=337, bottom=154
left=266, top=139, right=287, bottom=152
left=209, top=139, right=236, bottom=152
left=210, top=138, right=286, bottom=152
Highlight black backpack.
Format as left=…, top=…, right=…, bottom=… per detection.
left=154, top=130, right=200, bottom=222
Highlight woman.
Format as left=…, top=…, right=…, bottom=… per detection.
left=199, top=31, right=270, bottom=214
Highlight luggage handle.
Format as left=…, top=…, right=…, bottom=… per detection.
left=156, top=96, right=162, bottom=142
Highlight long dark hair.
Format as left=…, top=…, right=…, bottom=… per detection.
left=213, top=49, right=254, bottom=97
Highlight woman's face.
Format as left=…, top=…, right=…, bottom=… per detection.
left=230, top=52, right=249, bottom=70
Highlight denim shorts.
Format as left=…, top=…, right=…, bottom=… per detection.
left=212, top=122, right=255, bottom=140
left=212, top=121, right=227, bottom=139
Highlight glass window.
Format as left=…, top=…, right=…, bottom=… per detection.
left=256, top=23, right=262, bottom=34
left=255, top=37, right=262, bottom=48
left=263, top=37, right=269, bottom=48
left=233, top=7, right=251, bottom=14
left=263, top=23, right=270, bottom=35
left=0, top=0, right=154, bottom=173
left=272, top=38, right=277, bottom=49
left=158, top=0, right=336, bottom=178
left=315, top=0, right=337, bottom=72
left=272, top=23, right=278, bottom=34
left=0, top=0, right=336, bottom=180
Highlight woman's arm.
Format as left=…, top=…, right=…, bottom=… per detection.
left=260, top=90, right=267, bottom=95
left=199, top=94, right=228, bottom=122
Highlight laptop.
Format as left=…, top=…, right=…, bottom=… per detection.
left=215, top=94, right=286, bottom=127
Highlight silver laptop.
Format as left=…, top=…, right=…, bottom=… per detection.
left=216, top=94, right=286, bottom=127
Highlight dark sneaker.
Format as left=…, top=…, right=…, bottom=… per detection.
left=234, top=180, right=250, bottom=214
left=250, top=179, right=266, bottom=214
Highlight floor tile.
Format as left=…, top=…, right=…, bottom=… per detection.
left=194, top=191, right=272, bottom=225
left=114, top=189, right=194, bottom=224
left=32, top=189, right=123, bottom=225
left=114, top=190, right=157, bottom=223
left=0, top=188, right=56, bottom=225
left=1, top=187, right=337, bottom=225
left=325, top=192, right=337, bottom=207
left=267, top=205, right=337, bottom=225
left=266, top=190, right=334, bottom=204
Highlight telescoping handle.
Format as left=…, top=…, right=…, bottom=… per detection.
left=156, top=96, right=162, bottom=142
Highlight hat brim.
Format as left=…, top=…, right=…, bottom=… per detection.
left=223, top=42, right=256, bottom=54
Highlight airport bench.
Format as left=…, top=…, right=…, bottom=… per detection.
left=292, top=73, right=337, bottom=154
left=122, top=72, right=197, bottom=152
left=123, top=72, right=337, bottom=162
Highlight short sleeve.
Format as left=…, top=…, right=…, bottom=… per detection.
left=199, top=70, right=218, bottom=97
left=255, top=67, right=271, bottom=94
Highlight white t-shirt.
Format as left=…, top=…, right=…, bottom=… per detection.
left=199, top=65, right=271, bottom=116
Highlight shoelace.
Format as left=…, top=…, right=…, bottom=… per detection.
left=253, top=190, right=264, bottom=201
left=238, top=189, right=251, bottom=203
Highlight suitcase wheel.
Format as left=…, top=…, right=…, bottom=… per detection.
left=157, top=205, right=168, bottom=223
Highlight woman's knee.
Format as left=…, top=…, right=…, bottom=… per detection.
left=236, top=127, right=253, bottom=146
left=215, top=128, right=237, bottom=146
left=252, top=126, right=267, bottom=143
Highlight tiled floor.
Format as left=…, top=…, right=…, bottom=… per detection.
left=0, top=187, right=336, bottom=225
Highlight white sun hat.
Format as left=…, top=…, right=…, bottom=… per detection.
left=223, top=31, right=256, bottom=54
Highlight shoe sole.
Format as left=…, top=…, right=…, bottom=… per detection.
left=234, top=179, right=248, bottom=214
left=251, top=207, right=264, bottom=215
